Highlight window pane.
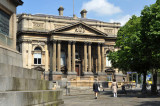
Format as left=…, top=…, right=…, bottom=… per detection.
left=61, top=52, right=66, bottom=66
left=34, top=58, right=37, bottom=64
left=34, top=53, right=41, bottom=58
left=75, top=52, right=79, bottom=59
left=106, top=56, right=112, bottom=67
left=0, top=10, right=10, bottom=36
left=38, top=58, right=41, bottom=64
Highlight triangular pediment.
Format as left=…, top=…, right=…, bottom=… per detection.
left=50, top=22, right=108, bottom=37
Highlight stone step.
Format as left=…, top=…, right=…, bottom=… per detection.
left=0, top=47, right=23, bottom=67
left=0, top=76, right=53, bottom=91
left=0, top=63, right=41, bottom=80
left=63, top=87, right=93, bottom=95
left=0, top=90, right=63, bottom=106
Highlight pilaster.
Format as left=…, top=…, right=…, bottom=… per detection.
left=84, top=42, right=87, bottom=72
left=67, top=41, right=71, bottom=72
left=57, top=40, right=61, bottom=72
left=52, top=40, right=57, bottom=72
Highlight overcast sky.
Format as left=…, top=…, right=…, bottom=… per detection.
left=17, top=0, right=156, bottom=26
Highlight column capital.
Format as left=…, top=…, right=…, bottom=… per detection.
left=84, top=42, right=88, bottom=45
left=68, top=41, right=72, bottom=44
left=72, top=41, right=76, bottom=44
left=98, top=42, right=102, bottom=45
left=52, top=40, right=57, bottom=43
left=101, top=43, right=105, bottom=46
left=88, top=42, right=92, bottom=45
left=57, top=40, right=62, bottom=43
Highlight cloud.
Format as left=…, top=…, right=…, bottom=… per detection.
left=82, top=0, right=122, bottom=16
left=110, top=15, right=131, bottom=26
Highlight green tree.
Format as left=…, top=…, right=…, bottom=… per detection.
left=140, top=0, right=160, bottom=94
left=109, top=0, right=160, bottom=94
left=108, top=15, right=151, bottom=93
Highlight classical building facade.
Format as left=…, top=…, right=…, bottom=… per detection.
left=17, top=7, right=122, bottom=81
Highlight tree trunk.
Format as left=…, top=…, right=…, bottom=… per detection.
left=142, top=71, right=147, bottom=93
left=151, top=69, right=157, bottom=94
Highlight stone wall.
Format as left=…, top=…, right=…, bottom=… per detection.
left=0, top=47, right=64, bottom=106
left=0, top=46, right=22, bottom=67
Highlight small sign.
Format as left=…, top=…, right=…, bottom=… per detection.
left=127, top=72, right=137, bottom=74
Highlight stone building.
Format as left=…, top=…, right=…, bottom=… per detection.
left=17, top=7, right=123, bottom=81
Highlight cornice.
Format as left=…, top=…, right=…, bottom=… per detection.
left=17, top=31, right=49, bottom=36
left=17, top=15, right=121, bottom=28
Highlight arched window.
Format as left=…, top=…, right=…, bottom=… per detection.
left=106, top=51, right=112, bottom=67
left=34, top=47, right=42, bottom=65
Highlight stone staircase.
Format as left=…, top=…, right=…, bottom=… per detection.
left=0, top=47, right=63, bottom=105
left=0, top=64, right=63, bottom=105
left=0, top=63, right=63, bottom=106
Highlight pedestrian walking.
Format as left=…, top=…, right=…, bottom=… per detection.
left=93, top=79, right=100, bottom=99
left=111, top=79, right=118, bottom=97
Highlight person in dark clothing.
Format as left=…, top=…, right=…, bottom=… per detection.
left=93, top=79, right=100, bottom=99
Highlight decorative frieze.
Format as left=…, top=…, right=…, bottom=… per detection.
left=104, top=29, right=113, bottom=34
left=75, top=25, right=85, bottom=33
left=33, top=22, right=44, bottom=29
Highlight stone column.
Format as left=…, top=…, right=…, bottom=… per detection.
left=72, top=42, right=76, bottom=72
left=97, top=43, right=101, bottom=73
left=67, top=41, right=71, bottom=72
left=101, top=44, right=105, bottom=72
left=57, top=41, right=61, bottom=72
left=84, top=42, right=87, bottom=72
left=45, top=43, right=49, bottom=71
left=28, top=40, right=32, bottom=69
left=52, top=40, right=57, bottom=72
left=88, top=43, right=92, bottom=72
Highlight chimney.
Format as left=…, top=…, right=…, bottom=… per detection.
left=80, top=9, right=87, bottom=18
left=58, top=6, right=64, bottom=16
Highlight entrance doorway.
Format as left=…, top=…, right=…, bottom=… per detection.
left=76, top=64, right=81, bottom=76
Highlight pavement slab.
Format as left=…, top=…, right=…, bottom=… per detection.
left=61, top=89, right=160, bottom=106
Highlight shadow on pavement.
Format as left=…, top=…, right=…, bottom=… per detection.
left=136, top=101, right=160, bottom=106
left=100, top=89, right=160, bottom=98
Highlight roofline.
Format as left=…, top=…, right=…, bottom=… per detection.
left=17, top=13, right=121, bottom=26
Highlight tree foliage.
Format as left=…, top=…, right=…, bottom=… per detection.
left=108, top=15, right=145, bottom=73
left=108, top=0, right=160, bottom=93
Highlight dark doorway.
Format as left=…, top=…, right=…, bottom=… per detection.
left=76, top=64, right=81, bottom=76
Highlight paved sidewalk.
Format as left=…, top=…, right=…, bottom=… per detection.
left=61, top=89, right=160, bottom=106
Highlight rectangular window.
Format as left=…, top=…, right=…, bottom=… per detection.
left=34, top=53, right=41, bottom=64
left=106, top=56, right=112, bottom=67
left=0, top=10, right=10, bottom=36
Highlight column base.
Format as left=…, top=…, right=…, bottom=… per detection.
left=52, top=71, right=63, bottom=75
left=67, top=72, right=77, bottom=75
left=44, top=71, right=62, bottom=81
left=97, top=72, right=106, bottom=76
left=84, top=72, right=94, bottom=75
